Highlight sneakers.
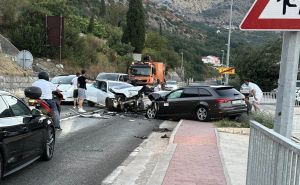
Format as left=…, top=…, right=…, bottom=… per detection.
left=78, top=108, right=86, bottom=113
left=73, top=106, right=77, bottom=109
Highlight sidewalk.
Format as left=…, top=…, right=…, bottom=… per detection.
left=102, top=119, right=249, bottom=185
left=162, top=120, right=227, bottom=185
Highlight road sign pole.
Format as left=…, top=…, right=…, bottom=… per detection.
left=274, top=31, right=300, bottom=138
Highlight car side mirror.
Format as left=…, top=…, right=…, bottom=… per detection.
left=31, top=109, right=42, bottom=117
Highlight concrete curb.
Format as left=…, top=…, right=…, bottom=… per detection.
left=102, top=120, right=179, bottom=185
left=215, top=129, right=232, bottom=185
left=169, top=119, right=182, bottom=144
left=146, top=120, right=182, bottom=185
left=217, top=127, right=250, bottom=135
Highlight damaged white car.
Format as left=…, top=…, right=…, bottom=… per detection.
left=86, top=80, right=146, bottom=111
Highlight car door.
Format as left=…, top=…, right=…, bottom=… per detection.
left=178, top=88, right=204, bottom=115
left=158, top=89, right=184, bottom=116
left=97, top=81, right=109, bottom=105
left=2, top=95, right=43, bottom=161
left=86, top=82, right=99, bottom=103
left=0, top=96, right=29, bottom=172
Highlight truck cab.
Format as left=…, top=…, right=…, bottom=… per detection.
left=129, top=61, right=165, bottom=86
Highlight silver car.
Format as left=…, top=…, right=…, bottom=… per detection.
left=86, top=80, right=144, bottom=111
left=96, top=73, right=129, bottom=82
left=164, top=81, right=178, bottom=91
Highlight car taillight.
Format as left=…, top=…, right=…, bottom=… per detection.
left=39, top=101, right=52, bottom=115
left=215, top=98, right=230, bottom=104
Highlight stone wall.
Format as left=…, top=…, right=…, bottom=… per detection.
left=0, top=75, right=37, bottom=97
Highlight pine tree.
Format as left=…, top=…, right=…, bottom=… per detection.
left=100, top=0, right=106, bottom=17
left=159, top=22, right=163, bottom=36
left=121, top=0, right=145, bottom=53
left=87, top=15, right=95, bottom=33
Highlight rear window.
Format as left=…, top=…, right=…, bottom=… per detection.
left=51, top=76, right=75, bottom=84
left=97, top=73, right=119, bottom=81
left=215, top=87, right=241, bottom=97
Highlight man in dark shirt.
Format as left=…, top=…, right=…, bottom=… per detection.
left=77, top=70, right=89, bottom=113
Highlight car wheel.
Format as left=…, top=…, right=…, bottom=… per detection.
left=41, top=126, right=55, bottom=161
left=88, top=101, right=95, bottom=107
left=196, top=106, right=210, bottom=121
left=105, top=98, right=114, bottom=111
left=146, top=106, right=157, bottom=119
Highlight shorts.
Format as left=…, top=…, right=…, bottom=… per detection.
left=78, top=88, right=86, bottom=99
left=73, top=89, right=78, bottom=98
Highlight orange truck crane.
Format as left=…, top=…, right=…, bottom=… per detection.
left=129, top=57, right=165, bottom=87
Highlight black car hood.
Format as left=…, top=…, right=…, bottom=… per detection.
left=148, top=91, right=169, bottom=101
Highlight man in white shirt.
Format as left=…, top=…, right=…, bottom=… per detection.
left=33, top=71, right=61, bottom=130
left=154, top=79, right=162, bottom=92
left=71, top=72, right=80, bottom=109
left=243, top=79, right=263, bottom=112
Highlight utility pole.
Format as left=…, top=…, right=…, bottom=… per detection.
left=221, top=50, right=224, bottom=66
left=225, top=0, right=233, bottom=85
left=181, top=52, right=184, bottom=81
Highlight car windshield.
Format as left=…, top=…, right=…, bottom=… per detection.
left=51, top=76, right=75, bottom=84
left=97, top=73, right=119, bottom=81
left=108, top=82, right=133, bottom=89
left=215, top=87, right=241, bottom=97
left=130, top=67, right=151, bottom=76
left=166, top=81, right=176, bottom=85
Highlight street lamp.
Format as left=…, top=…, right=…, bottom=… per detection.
left=225, top=0, right=233, bottom=85
left=221, top=50, right=224, bottom=66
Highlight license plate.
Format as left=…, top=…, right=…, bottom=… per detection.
left=232, top=100, right=243, bottom=105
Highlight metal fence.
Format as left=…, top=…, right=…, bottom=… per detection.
left=247, top=120, right=300, bottom=185
left=262, top=92, right=300, bottom=106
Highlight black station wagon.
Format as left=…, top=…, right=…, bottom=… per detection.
left=146, top=86, right=247, bottom=121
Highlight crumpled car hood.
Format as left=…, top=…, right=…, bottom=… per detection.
left=110, top=86, right=143, bottom=98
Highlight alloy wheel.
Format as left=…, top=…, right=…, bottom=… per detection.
left=197, top=107, right=208, bottom=121
left=147, top=107, right=156, bottom=119
left=46, top=127, right=55, bottom=159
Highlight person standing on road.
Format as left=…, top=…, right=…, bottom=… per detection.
left=243, top=79, right=263, bottom=112
left=77, top=70, right=93, bottom=113
left=154, top=79, right=162, bottom=92
left=33, top=71, right=62, bottom=130
left=71, top=72, right=80, bottom=109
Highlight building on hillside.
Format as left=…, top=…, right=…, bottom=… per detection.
left=201, top=56, right=221, bottom=67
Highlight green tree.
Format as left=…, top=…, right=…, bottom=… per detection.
left=122, top=0, right=145, bottom=53
left=145, top=32, right=168, bottom=51
left=106, top=3, right=127, bottom=27
left=100, top=0, right=106, bottom=17
left=232, top=40, right=281, bottom=91
left=87, top=15, right=95, bottom=33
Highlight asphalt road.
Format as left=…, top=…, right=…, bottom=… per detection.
left=2, top=106, right=163, bottom=185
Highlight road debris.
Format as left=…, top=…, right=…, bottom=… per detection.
left=161, top=134, right=170, bottom=138
left=134, top=136, right=148, bottom=139
left=153, top=128, right=172, bottom=132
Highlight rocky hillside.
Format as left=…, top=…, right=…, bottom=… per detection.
left=145, top=0, right=253, bottom=28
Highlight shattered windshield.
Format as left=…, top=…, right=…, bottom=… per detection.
left=130, top=67, right=151, bottom=76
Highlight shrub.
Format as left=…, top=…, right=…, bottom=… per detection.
left=214, top=112, right=274, bottom=129
left=251, top=112, right=274, bottom=129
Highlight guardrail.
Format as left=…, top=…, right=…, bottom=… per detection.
left=262, top=92, right=300, bottom=106
left=247, top=120, right=300, bottom=185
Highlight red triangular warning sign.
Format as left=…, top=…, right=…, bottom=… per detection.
left=240, top=0, right=300, bottom=30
